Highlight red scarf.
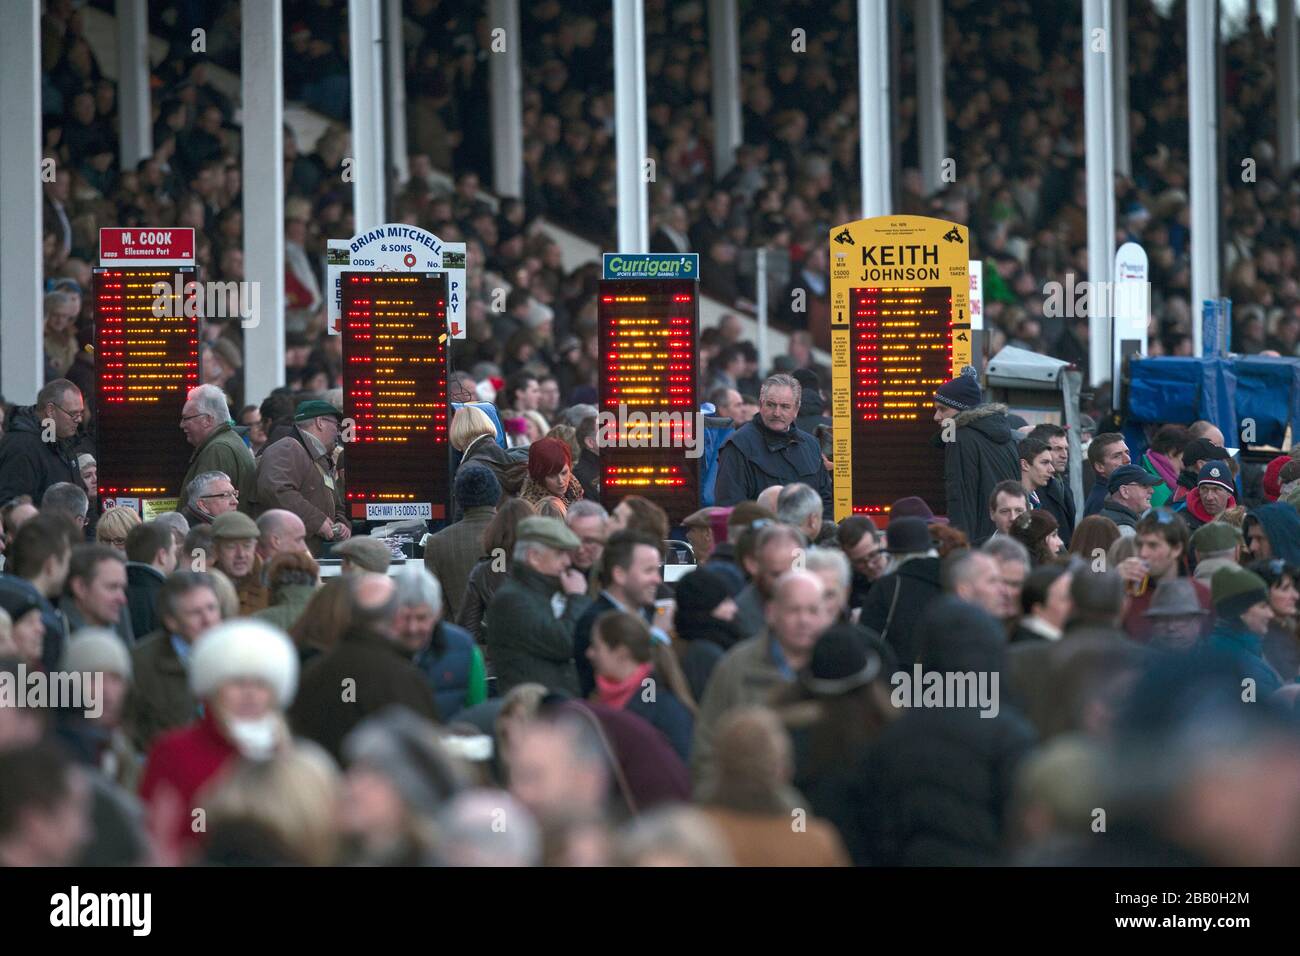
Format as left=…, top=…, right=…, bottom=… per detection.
left=594, top=662, right=654, bottom=711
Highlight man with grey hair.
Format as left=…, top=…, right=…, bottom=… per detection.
left=714, top=373, right=832, bottom=519
left=946, top=550, right=1013, bottom=621
left=388, top=565, right=486, bottom=720
left=289, top=571, right=439, bottom=762
left=437, top=790, right=541, bottom=866
left=0, top=378, right=86, bottom=506
left=803, top=547, right=852, bottom=622
left=181, top=470, right=239, bottom=526
left=483, top=517, right=592, bottom=695
left=566, top=499, right=609, bottom=577
left=40, top=482, right=90, bottom=533
left=736, top=522, right=807, bottom=638
left=980, top=535, right=1031, bottom=622
left=179, top=384, right=255, bottom=513
left=777, top=483, right=823, bottom=541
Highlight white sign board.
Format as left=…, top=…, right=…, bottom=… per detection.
left=327, top=225, right=466, bottom=338
left=969, top=260, right=984, bottom=331
left=364, top=502, right=434, bottom=522
left=1112, top=242, right=1150, bottom=405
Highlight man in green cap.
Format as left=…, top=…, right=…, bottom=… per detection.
left=1208, top=564, right=1282, bottom=697
left=1190, top=522, right=1244, bottom=585
left=482, top=516, right=592, bottom=695
left=253, top=399, right=351, bottom=556
left=210, top=511, right=270, bottom=615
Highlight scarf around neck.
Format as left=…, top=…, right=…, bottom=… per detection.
left=594, top=661, right=654, bottom=711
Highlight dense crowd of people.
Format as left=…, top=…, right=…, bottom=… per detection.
left=1, top=361, right=1299, bottom=868
left=8, top=0, right=1300, bottom=869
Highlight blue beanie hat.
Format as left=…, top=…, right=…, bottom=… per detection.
left=455, top=465, right=502, bottom=509
left=935, top=366, right=981, bottom=411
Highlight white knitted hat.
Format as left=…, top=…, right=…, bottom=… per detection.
left=190, top=620, right=299, bottom=708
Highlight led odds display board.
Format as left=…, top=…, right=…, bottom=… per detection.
left=93, top=267, right=199, bottom=512
left=828, top=216, right=971, bottom=521
left=597, top=262, right=700, bottom=525
left=341, top=272, right=450, bottom=524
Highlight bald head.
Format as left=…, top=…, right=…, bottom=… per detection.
left=767, top=569, right=830, bottom=663
left=257, top=509, right=308, bottom=561
left=756, top=485, right=784, bottom=514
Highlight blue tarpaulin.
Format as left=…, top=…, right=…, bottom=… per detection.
left=1124, top=355, right=1300, bottom=457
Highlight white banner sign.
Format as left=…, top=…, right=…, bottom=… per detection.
left=327, top=225, right=466, bottom=338
left=969, top=260, right=984, bottom=331
left=364, top=502, right=433, bottom=521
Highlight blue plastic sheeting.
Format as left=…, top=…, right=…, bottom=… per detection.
left=1230, top=356, right=1300, bottom=448
left=1125, top=357, right=1239, bottom=459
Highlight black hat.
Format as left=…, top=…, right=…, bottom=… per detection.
left=934, top=366, right=981, bottom=411
left=1196, top=461, right=1234, bottom=494
left=675, top=567, right=732, bottom=619
left=1107, top=463, right=1162, bottom=494
left=799, top=626, right=882, bottom=696
left=885, top=516, right=932, bottom=553
left=454, top=465, right=501, bottom=510
left=1183, top=438, right=1229, bottom=466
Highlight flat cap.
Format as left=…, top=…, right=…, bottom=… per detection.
left=516, top=516, right=580, bottom=551
left=211, top=510, right=260, bottom=540
left=334, top=536, right=393, bottom=573
left=295, top=399, right=343, bottom=422
left=1190, top=521, right=1242, bottom=554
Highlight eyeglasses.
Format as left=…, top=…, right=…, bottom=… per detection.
left=53, top=404, right=84, bottom=422
left=102, top=537, right=127, bottom=548
left=201, top=490, right=239, bottom=500
left=180, top=413, right=209, bottom=424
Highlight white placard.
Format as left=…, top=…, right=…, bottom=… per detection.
left=364, top=502, right=433, bottom=521
left=327, top=225, right=466, bottom=338
left=969, top=260, right=984, bottom=331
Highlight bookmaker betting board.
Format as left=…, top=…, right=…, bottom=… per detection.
left=92, top=267, right=199, bottom=514
left=597, top=257, right=700, bottom=525
left=828, top=216, right=972, bottom=521
left=340, top=272, right=450, bottom=524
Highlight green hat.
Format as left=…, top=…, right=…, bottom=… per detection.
left=295, top=399, right=344, bottom=422
left=211, top=510, right=260, bottom=540
left=1191, top=521, right=1242, bottom=555
left=516, top=516, right=580, bottom=551
left=334, top=536, right=392, bottom=573
left=1210, top=564, right=1269, bottom=620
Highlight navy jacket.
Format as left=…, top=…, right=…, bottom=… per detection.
left=714, top=415, right=832, bottom=518
left=414, top=621, right=477, bottom=720
left=625, top=682, right=694, bottom=762
left=941, top=404, right=1021, bottom=542
left=1037, top=475, right=1077, bottom=546
left=0, top=406, right=83, bottom=506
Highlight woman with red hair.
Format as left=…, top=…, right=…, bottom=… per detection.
left=520, top=436, right=584, bottom=508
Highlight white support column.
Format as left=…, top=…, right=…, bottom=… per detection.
left=1083, top=0, right=1116, bottom=387
left=859, top=0, right=891, bottom=218
left=613, top=0, right=649, bottom=252
left=1188, top=0, right=1220, bottom=355
left=384, top=0, right=409, bottom=186
left=488, top=0, right=523, bottom=198
left=0, top=0, right=44, bottom=401
left=1112, top=0, right=1130, bottom=177
left=1279, top=0, right=1299, bottom=176
left=708, top=0, right=742, bottom=181
left=915, top=0, right=946, bottom=195
left=349, top=0, right=386, bottom=232
left=116, top=0, right=152, bottom=170
left=241, top=0, right=286, bottom=402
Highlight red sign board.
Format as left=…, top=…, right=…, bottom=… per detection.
left=93, top=268, right=200, bottom=506
left=99, top=228, right=196, bottom=267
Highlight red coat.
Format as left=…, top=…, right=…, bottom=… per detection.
left=139, top=710, right=239, bottom=857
